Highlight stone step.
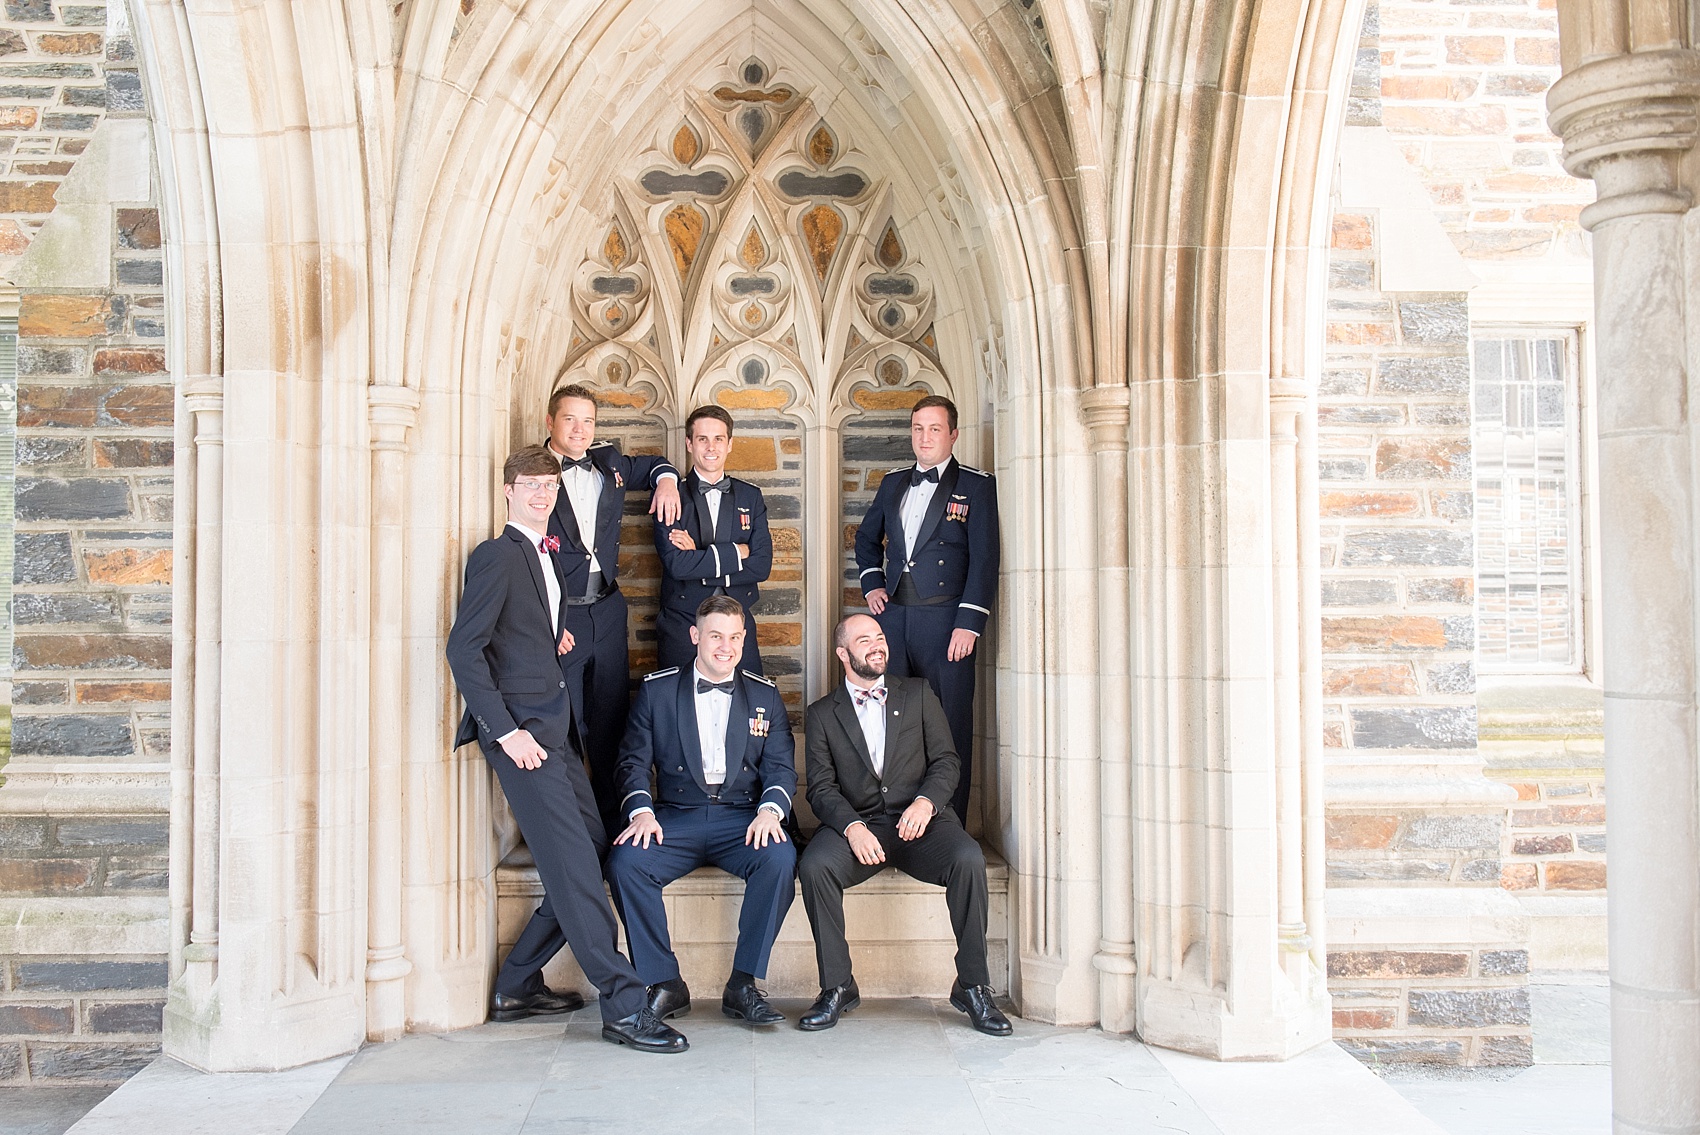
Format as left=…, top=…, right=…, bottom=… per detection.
left=496, top=843, right=1010, bottom=1000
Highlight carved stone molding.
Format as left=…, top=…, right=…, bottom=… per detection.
left=367, top=384, right=421, bottom=452
left=1080, top=384, right=1132, bottom=452
left=1547, top=48, right=1700, bottom=228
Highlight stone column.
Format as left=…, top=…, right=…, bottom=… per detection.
left=1548, top=45, right=1700, bottom=1135
left=171, top=379, right=222, bottom=1009
left=1081, top=385, right=1136, bottom=1033
left=365, top=385, right=420, bottom=1041
left=1269, top=378, right=1318, bottom=997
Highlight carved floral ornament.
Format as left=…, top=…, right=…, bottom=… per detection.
left=562, top=56, right=951, bottom=418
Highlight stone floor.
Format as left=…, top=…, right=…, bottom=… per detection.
left=0, top=978, right=1611, bottom=1135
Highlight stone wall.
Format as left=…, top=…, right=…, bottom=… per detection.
left=0, top=1, right=169, bottom=1086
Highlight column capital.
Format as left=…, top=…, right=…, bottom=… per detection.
left=183, top=377, right=224, bottom=441
left=1079, top=384, right=1132, bottom=452
left=367, top=384, right=421, bottom=453
left=1548, top=48, right=1700, bottom=228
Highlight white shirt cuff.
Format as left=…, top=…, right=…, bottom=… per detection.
left=629, top=805, right=655, bottom=819
left=655, top=471, right=679, bottom=483
left=496, top=728, right=518, bottom=744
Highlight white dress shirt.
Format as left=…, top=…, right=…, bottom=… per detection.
left=847, top=676, right=887, bottom=777
left=694, top=664, right=732, bottom=787
left=899, top=463, right=943, bottom=571
left=558, top=461, right=605, bottom=576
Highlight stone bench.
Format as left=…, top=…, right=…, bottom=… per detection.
left=496, top=842, right=1009, bottom=999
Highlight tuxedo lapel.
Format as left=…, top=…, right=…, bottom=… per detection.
left=593, top=451, right=622, bottom=538
left=551, top=489, right=588, bottom=556
left=506, top=527, right=553, bottom=630
left=722, top=676, right=752, bottom=790
left=909, top=459, right=960, bottom=559
left=885, top=477, right=909, bottom=566
left=687, top=472, right=716, bottom=550
left=674, top=672, right=711, bottom=795
left=832, top=685, right=879, bottom=780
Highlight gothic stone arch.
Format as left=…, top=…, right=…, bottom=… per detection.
left=123, top=0, right=1362, bottom=1070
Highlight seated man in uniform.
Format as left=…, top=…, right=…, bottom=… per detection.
left=795, top=613, right=1011, bottom=1036
left=605, top=595, right=799, bottom=1026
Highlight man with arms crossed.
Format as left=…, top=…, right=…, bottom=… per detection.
left=654, top=405, right=772, bottom=673
left=446, top=445, right=687, bottom=1053
left=854, top=395, right=998, bottom=821
left=794, top=613, right=1011, bottom=1036
left=542, top=383, right=682, bottom=839
left=607, top=595, right=797, bottom=1026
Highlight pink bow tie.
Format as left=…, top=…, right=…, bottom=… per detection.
left=540, top=535, right=560, bottom=552
left=852, top=685, right=887, bottom=709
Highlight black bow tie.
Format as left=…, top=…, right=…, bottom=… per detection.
left=701, top=477, right=731, bottom=494
left=697, top=677, right=734, bottom=695
left=559, top=454, right=593, bottom=473
left=911, top=466, right=940, bottom=486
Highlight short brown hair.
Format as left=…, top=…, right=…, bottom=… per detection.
left=547, top=383, right=598, bottom=418
left=503, top=445, right=560, bottom=485
left=911, top=394, right=958, bottom=432
left=696, top=594, right=746, bottom=624
left=685, top=404, right=734, bottom=439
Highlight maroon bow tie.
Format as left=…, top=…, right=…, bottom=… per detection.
left=540, top=535, right=560, bottom=552
left=852, top=685, right=887, bottom=709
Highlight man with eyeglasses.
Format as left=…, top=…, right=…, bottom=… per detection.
left=543, top=383, right=682, bottom=840
left=447, top=445, right=687, bottom=1053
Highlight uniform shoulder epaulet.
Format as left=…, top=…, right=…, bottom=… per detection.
left=741, top=669, right=777, bottom=687
left=957, top=463, right=990, bottom=478
left=888, top=466, right=910, bottom=478
left=643, top=666, right=680, bottom=682
left=589, top=440, right=614, bottom=449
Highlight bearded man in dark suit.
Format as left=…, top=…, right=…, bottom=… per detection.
left=793, top=612, right=1011, bottom=1036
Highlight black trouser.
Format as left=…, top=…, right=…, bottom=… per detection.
left=487, top=738, right=646, bottom=1022
left=797, top=810, right=989, bottom=990
left=560, top=588, right=634, bottom=838
left=877, top=598, right=977, bottom=821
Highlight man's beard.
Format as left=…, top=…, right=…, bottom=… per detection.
left=848, top=650, right=886, bottom=681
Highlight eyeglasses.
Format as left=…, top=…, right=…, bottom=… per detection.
left=512, top=479, right=560, bottom=494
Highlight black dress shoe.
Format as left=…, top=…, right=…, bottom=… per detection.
left=722, top=978, right=785, bottom=1025
left=645, top=978, right=691, bottom=1020
left=601, top=1007, right=689, bottom=1053
left=949, top=980, right=1013, bottom=1036
left=489, top=986, right=586, bottom=1022
left=797, top=981, right=860, bottom=1031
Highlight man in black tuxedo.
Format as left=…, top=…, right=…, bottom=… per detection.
left=543, top=383, right=681, bottom=837
left=654, top=405, right=772, bottom=674
left=606, top=595, right=798, bottom=1027
left=794, top=613, right=1011, bottom=1036
left=446, top=445, right=687, bottom=1053
left=855, top=395, right=999, bottom=822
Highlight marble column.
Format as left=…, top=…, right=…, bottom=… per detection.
left=1548, top=45, right=1700, bottom=1135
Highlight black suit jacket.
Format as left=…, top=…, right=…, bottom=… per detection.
left=804, top=677, right=959, bottom=835
left=546, top=440, right=677, bottom=597
left=446, top=525, right=575, bottom=753
left=614, top=666, right=796, bottom=820
left=654, top=470, right=772, bottom=615
left=854, top=457, right=1000, bottom=635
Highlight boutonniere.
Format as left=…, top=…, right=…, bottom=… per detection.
left=540, top=535, right=561, bottom=552
left=749, top=707, right=771, bottom=737
left=739, top=508, right=752, bottom=531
